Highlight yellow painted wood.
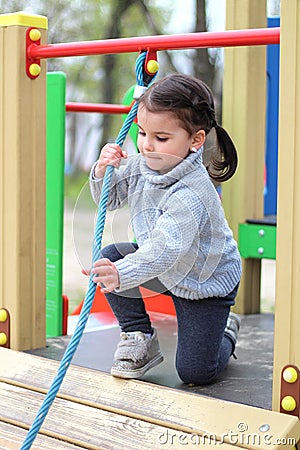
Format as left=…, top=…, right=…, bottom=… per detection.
left=272, top=0, right=300, bottom=414
left=0, top=17, right=47, bottom=349
left=0, top=421, right=84, bottom=450
left=0, top=11, right=47, bottom=29
left=0, top=348, right=299, bottom=449
left=222, top=0, right=267, bottom=314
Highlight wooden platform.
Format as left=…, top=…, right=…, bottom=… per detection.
left=31, top=313, right=275, bottom=410
left=0, top=348, right=299, bottom=449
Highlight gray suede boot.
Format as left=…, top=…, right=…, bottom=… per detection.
left=224, top=312, right=241, bottom=359
left=111, top=328, right=164, bottom=379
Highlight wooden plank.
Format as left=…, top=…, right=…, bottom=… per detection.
left=0, top=421, right=84, bottom=450
left=0, top=348, right=299, bottom=449
left=0, top=382, right=236, bottom=449
left=0, top=18, right=47, bottom=350
left=272, top=0, right=300, bottom=413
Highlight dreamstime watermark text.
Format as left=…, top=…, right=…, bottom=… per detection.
left=158, top=422, right=297, bottom=446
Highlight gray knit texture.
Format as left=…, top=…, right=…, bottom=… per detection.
left=90, top=150, right=242, bottom=300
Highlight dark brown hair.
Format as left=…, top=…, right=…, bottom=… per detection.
left=139, top=73, right=238, bottom=182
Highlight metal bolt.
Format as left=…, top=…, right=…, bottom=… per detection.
left=259, top=424, right=270, bottom=432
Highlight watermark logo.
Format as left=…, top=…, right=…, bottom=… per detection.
left=157, top=422, right=297, bottom=446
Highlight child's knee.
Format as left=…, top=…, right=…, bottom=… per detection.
left=101, top=243, right=118, bottom=261
left=176, top=363, right=218, bottom=386
left=101, top=242, right=137, bottom=262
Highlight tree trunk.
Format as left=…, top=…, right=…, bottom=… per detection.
left=100, top=0, right=136, bottom=148
left=193, top=0, right=215, bottom=89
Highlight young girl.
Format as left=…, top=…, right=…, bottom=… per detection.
left=89, top=73, right=242, bottom=385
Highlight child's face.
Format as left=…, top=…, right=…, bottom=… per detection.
left=137, top=106, right=203, bottom=174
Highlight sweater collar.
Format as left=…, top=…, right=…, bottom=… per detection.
left=139, top=148, right=204, bottom=187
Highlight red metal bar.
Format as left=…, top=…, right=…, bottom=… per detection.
left=66, top=102, right=131, bottom=114
left=28, top=28, right=280, bottom=60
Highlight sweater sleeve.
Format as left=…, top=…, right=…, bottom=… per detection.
left=89, top=161, right=131, bottom=210
left=114, top=190, right=204, bottom=292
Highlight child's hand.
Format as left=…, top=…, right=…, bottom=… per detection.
left=90, top=258, right=120, bottom=293
left=94, top=144, right=127, bottom=178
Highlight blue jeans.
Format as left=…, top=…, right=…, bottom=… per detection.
left=101, top=242, right=238, bottom=385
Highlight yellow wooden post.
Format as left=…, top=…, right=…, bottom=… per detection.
left=272, top=0, right=300, bottom=415
left=0, top=12, right=48, bottom=350
left=222, top=1, right=266, bottom=314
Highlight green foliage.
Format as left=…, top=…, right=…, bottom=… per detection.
left=64, top=170, right=94, bottom=208
left=0, top=0, right=220, bottom=175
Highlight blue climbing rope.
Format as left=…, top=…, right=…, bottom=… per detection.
left=21, top=51, right=157, bottom=450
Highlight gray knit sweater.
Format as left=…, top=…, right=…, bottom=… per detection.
left=90, top=150, right=241, bottom=300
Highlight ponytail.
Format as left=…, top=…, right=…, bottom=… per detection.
left=206, top=124, right=238, bottom=183
left=138, top=73, right=238, bottom=182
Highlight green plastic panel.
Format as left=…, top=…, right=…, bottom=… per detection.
left=122, top=85, right=138, bottom=148
left=46, top=72, right=66, bottom=337
left=238, top=223, right=276, bottom=260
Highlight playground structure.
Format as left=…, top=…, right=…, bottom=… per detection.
left=46, top=33, right=279, bottom=335
left=46, top=72, right=66, bottom=338
left=0, top=0, right=300, bottom=448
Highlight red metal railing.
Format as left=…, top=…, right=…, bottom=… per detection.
left=28, top=28, right=280, bottom=60
left=66, top=102, right=131, bottom=114
left=57, top=28, right=280, bottom=115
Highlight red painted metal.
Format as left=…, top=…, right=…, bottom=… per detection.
left=144, top=50, right=158, bottom=75
left=66, top=102, right=131, bottom=114
left=280, top=365, right=300, bottom=417
left=28, top=28, right=280, bottom=60
left=0, top=308, right=10, bottom=349
left=26, top=27, right=41, bottom=79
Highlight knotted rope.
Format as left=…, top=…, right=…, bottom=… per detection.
left=21, top=50, right=158, bottom=450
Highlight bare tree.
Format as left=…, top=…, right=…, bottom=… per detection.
left=99, top=0, right=178, bottom=148
left=0, top=0, right=221, bottom=170
left=192, top=0, right=218, bottom=89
